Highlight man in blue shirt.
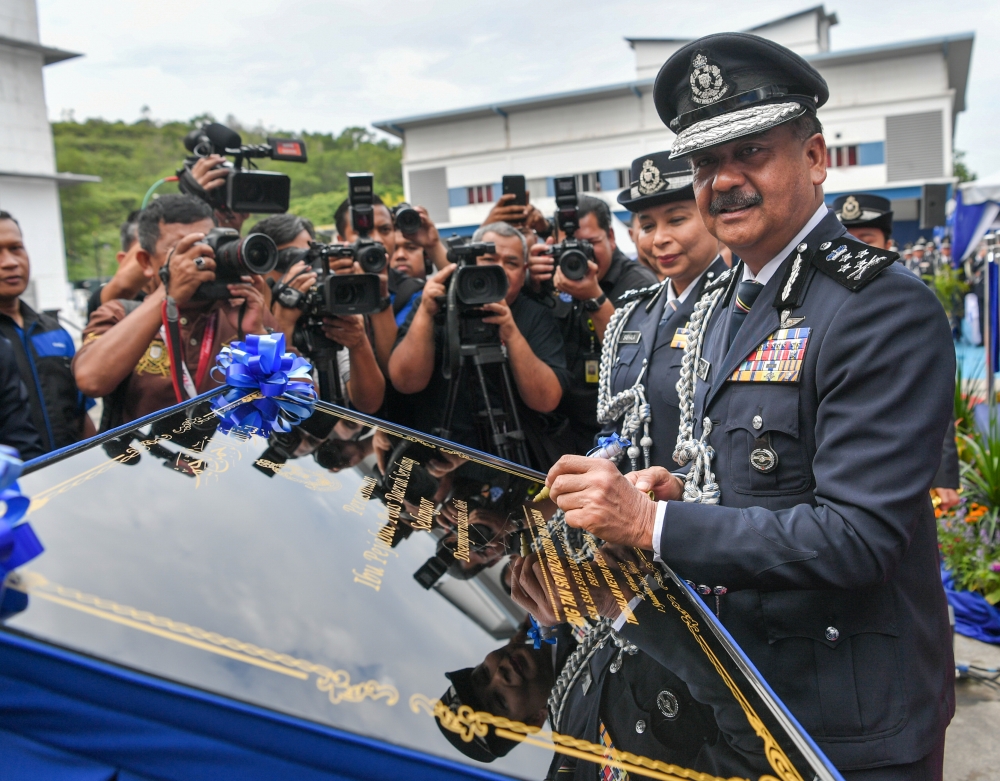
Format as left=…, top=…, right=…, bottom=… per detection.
left=0, top=211, right=95, bottom=453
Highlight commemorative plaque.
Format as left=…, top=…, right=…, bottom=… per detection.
left=2, top=392, right=842, bottom=780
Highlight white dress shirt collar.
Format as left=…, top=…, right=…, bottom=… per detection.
left=742, top=202, right=829, bottom=286
left=666, top=264, right=711, bottom=305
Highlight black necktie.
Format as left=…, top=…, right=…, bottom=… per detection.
left=729, top=280, right=764, bottom=347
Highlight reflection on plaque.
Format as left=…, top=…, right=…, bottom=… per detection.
left=3, top=393, right=841, bottom=780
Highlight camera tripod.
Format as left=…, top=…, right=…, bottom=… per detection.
left=436, top=318, right=530, bottom=465
left=295, top=324, right=347, bottom=407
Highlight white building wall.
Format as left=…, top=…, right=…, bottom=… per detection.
left=0, top=0, right=72, bottom=312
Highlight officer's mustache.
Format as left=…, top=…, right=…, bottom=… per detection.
left=709, top=190, right=764, bottom=216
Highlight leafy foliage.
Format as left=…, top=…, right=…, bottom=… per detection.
left=53, top=118, right=401, bottom=281
left=928, top=264, right=969, bottom=324
left=954, top=149, right=977, bottom=184
left=939, top=388, right=1000, bottom=602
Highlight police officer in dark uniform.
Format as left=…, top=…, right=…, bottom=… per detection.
left=433, top=615, right=759, bottom=780
left=598, top=151, right=729, bottom=472
left=834, top=192, right=961, bottom=514
left=535, top=33, right=955, bottom=780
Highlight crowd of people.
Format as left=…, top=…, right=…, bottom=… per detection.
left=0, top=26, right=977, bottom=781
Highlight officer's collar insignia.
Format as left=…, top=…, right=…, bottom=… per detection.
left=840, top=196, right=861, bottom=221
left=703, top=264, right=735, bottom=293
left=618, top=281, right=665, bottom=303
left=637, top=159, right=664, bottom=195
left=730, top=327, right=811, bottom=383
left=810, top=237, right=898, bottom=291
left=689, top=52, right=730, bottom=106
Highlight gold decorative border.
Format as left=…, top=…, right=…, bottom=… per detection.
left=662, top=590, right=802, bottom=781
left=8, top=573, right=397, bottom=708
left=409, top=694, right=768, bottom=781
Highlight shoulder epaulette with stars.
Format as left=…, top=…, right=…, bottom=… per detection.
left=809, top=237, right=898, bottom=291
left=615, top=280, right=666, bottom=304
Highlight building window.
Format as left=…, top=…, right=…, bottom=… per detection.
left=827, top=145, right=858, bottom=168
left=616, top=168, right=631, bottom=189
left=466, top=185, right=494, bottom=204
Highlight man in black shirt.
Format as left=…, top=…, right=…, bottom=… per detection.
left=528, top=195, right=657, bottom=454
left=388, top=222, right=567, bottom=469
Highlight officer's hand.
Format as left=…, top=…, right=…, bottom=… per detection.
left=163, top=232, right=216, bottom=305
left=420, top=263, right=455, bottom=316
left=480, top=299, right=517, bottom=341
left=509, top=553, right=561, bottom=626
left=554, top=260, right=602, bottom=301
left=527, top=240, right=555, bottom=290
left=483, top=194, right=530, bottom=228
left=223, top=275, right=267, bottom=335
left=626, top=467, right=684, bottom=502
left=322, top=315, right=367, bottom=350
left=545, top=456, right=657, bottom=548
left=190, top=154, right=229, bottom=192
left=934, top=487, right=960, bottom=513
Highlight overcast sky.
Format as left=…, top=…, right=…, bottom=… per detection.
left=36, top=0, right=1000, bottom=177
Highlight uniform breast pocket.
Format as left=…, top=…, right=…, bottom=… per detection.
left=724, top=384, right=811, bottom=495
left=609, top=343, right=643, bottom=391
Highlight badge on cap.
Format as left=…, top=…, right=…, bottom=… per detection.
left=689, top=52, right=730, bottom=105
left=841, top=195, right=861, bottom=221
left=637, top=159, right=665, bottom=196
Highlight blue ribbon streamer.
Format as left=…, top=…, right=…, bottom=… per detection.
left=210, top=333, right=318, bottom=437
left=0, top=445, right=43, bottom=581
left=526, top=615, right=556, bottom=650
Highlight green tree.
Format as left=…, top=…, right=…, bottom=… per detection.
left=954, top=149, right=976, bottom=184
left=52, top=118, right=402, bottom=281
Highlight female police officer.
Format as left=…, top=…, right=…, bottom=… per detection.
left=597, top=150, right=729, bottom=472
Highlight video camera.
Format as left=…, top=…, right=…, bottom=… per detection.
left=178, top=122, right=307, bottom=214
left=184, top=227, right=278, bottom=300
left=392, top=202, right=422, bottom=235
left=270, top=172, right=387, bottom=318
left=542, top=176, right=594, bottom=281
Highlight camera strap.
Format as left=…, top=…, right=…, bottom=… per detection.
left=160, top=298, right=218, bottom=402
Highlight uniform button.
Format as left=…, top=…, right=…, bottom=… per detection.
left=713, top=586, right=727, bottom=596
left=189, top=338, right=198, bottom=346
left=825, top=626, right=840, bottom=642
left=696, top=584, right=711, bottom=595
left=752, top=415, right=763, bottom=430
left=797, top=243, right=808, bottom=253
left=180, top=317, right=188, bottom=325
left=635, top=719, right=646, bottom=734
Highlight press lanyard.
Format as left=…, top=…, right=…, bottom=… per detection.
left=161, top=300, right=218, bottom=402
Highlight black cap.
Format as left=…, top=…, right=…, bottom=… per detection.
left=435, top=669, right=519, bottom=762
left=617, top=150, right=694, bottom=211
left=654, top=33, right=829, bottom=159
left=832, top=193, right=893, bottom=237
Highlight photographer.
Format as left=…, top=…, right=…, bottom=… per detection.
left=74, top=195, right=270, bottom=427
left=250, top=212, right=385, bottom=415
left=389, top=231, right=428, bottom=326
left=388, top=222, right=566, bottom=467
left=529, top=195, right=657, bottom=454
left=182, top=152, right=250, bottom=232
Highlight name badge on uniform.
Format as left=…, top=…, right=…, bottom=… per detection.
left=618, top=331, right=641, bottom=344
left=670, top=325, right=690, bottom=350
left=730, top=327, right=811, bottom=383
left=585, top=359, right=599, bottom=383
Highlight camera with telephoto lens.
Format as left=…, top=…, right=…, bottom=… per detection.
left=190, top=227, right=278, bottom=300
left=392, top=202, right=422, bottom=235
left=543, top=176, right=594, bottom=281
left=273, top=242, right=382, bottom=318
left=177, top=122, right=307, bottom=214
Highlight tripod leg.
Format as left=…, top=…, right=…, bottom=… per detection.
left=437, top=362, right=464, bottom=442
left=473, top=359, right=511, bottom=460
left=497, top=361, right=530, bottom=465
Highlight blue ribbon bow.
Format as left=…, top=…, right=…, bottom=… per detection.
left=587, top=432, right=631, bottom=460
left=0, top=445, right=43, bottom=581
left=526, top=615, right=556, bottom=650
left=211, top=333, right=317, bottom=437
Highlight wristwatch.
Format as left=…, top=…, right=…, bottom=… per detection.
left=377, top=295, right=392, bottom=313
left=582, top=293, right=607, bottom=312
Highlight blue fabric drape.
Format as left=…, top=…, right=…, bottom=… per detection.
left=942, top=568, right=1000, bottom=645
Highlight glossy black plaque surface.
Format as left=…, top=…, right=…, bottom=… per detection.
left=3, top=394, right=840, bottom=781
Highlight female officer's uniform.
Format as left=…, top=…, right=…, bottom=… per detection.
left=597, top=151, right=728, bottom=472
